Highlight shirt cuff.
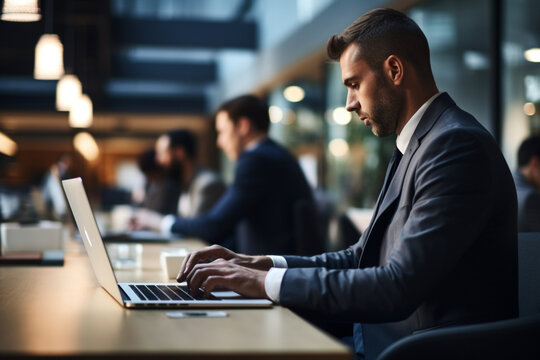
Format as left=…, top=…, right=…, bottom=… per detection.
left=268, top=255, right=288, bottom=268
left=160, top=215, right=176, bottom=236
left=264, top=268, right=287, bottom=303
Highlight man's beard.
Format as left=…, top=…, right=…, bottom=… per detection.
left=368, top=77, right=403, bottom=137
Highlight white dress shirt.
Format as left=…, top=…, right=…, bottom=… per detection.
left=264, top=92, right=442, bottom=302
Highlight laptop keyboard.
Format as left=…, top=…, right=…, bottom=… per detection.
left=129, top=284, right=196, bottom=301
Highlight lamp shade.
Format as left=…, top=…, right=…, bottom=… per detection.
left=56, top=75, right=82, bottom=111
left=34, top=34, right=64, bottom=80
left=0, top=132, right=17, bottom=156
left=69, top=94, right=93, bottom=128
left=73, top=132, right=99, bottom=162
left=1, top=0, right=40, bottom=22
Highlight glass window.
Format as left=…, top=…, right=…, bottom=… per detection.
left=501, top=0, right=540, bottom=169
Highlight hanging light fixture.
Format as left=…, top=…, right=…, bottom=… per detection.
left=69, top=94, right=93, bottom=128
left=34, top=0, right=64, bottom=80
left=34, top=33, right=64, bottom=79
left=1, top=0, right=41, bottom=22
left=56, top=74, right=82, bottom=111
left=73, top=132, right=99, bottom=162
left=0, top=132, right=17, bottom=156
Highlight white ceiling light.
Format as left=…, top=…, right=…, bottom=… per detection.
left=283, top=85, right=305, bottom=103
left=269, top=105, right=284, bottom=123
left=524, top=48, right=540, bottom=63
left=332, top=107, right=352, bottom=125
left=0, top=132, right=17, bottom=156
left=1, top=0, right=40, bottom=22
left=73, top=132, right=99, bottom=162
left=69, top=94, right=93, bottom=128
left=56, top=75, right=82, bottom=111
left=34, top=34, right=64, bottom=80
left=523, top=102, right=536, bottom=116
left=328, top=138, right=349, bottom=157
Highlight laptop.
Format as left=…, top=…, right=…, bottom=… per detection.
left=62, top=177, right=273, bottom=309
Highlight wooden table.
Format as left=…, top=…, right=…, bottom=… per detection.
left=0, top=239, right=351, bottom=359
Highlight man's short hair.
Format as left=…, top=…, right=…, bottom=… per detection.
left=326, top=8, right=433, bottom=78
left=166, top=129, right=197, bottom=159
left=216, top=95, right=270, bottom=133
left=518, top=135, right=540, bottom=167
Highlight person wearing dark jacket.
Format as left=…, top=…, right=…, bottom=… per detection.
left=132, top=95, right=313, bottom=255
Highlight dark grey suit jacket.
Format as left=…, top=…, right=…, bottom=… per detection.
left=279, top=93, right=518, bottom=360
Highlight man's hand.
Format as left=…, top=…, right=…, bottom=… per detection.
left=177, top=244, right=273, bottom=283
left=129, top=208, right=163, bottom=231
left=183, top=258, right=269, bottom=299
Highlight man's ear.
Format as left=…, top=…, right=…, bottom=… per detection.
left=237, top=117, right=252, bottom=136
left=384, top=55, right=404, bottom=86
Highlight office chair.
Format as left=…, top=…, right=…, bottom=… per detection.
left=294, top=198, right=325, bottom=256
left=377, top=232, right=540, bottom=360
left=376, top=314, right=540, bottom=360
left=518, top=232, right=540, bottom=317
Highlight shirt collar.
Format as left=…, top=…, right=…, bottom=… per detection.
left=396, top=92, right=441, bottom=154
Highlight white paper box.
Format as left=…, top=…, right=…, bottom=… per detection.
left=1, top=221, right=65, bottom=254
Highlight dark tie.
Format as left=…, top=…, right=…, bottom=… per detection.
left=380, top=147, right=403, bottom=200
left=388, top=147, right=403, bottom=181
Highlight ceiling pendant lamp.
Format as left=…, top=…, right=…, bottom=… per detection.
left=1, top=0, right=41, bottom=22
left=73, top=132, right=99, bottom=162
left=56, top=74, right=82, bottom=111
left=34, top=33, right=64, bottom=79
left=0, top=132, right=17, bottom=156
left=69, top=94, right=93, bottom=128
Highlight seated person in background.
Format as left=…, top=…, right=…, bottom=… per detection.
left=41, top=153, right=73, bottom=219
left=132, top=95, right=313, bottom=255
left=513, top=135, right=540, bottom=231
left=176, top=9, right=518, bottom=360
left=132, top=148, right=179, bottom=215
left=150, top=129, right=226, bottom=219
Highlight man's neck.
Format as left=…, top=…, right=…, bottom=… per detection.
left=397, top=81, right=439, bottom=135
left=243, top=133, right=267, bottom=152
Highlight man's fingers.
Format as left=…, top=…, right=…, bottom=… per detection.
left=177, top=245, right=231, bottom=282
left=176, top=251, right=193, bottom=282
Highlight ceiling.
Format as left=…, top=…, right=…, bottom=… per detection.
left=0, top=0, right=257, bottom=115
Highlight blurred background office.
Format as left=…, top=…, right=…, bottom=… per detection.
left=1, top=0, right=539, bottom=248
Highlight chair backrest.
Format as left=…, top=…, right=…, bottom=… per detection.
left=376, top=315, right=540, bottom=360
left=294, top=195, right=330, bottom=256
left=518, top=232, right=540, bottom=317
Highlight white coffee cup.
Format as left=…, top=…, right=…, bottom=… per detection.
left=160, top=248, right=187, bottom=279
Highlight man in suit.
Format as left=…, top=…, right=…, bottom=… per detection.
left=513, top=135, right=540, bottom=231
left=133, top=95, right=313, bottom=255
left=177, top=8, right=518, bottom=360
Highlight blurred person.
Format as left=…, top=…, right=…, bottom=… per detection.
left=132, top=148, right=179, bottom=215
left=513, top=135, right=540, bottom=231
left=154, top=129, right=226, bottom=218
left=177, top=9, right=518, bottom=360
left=132, top=129, right=226, bottom=225
left=41, top=153, right=73, bottom=219
left=132, top=95, right=313, bottom=254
